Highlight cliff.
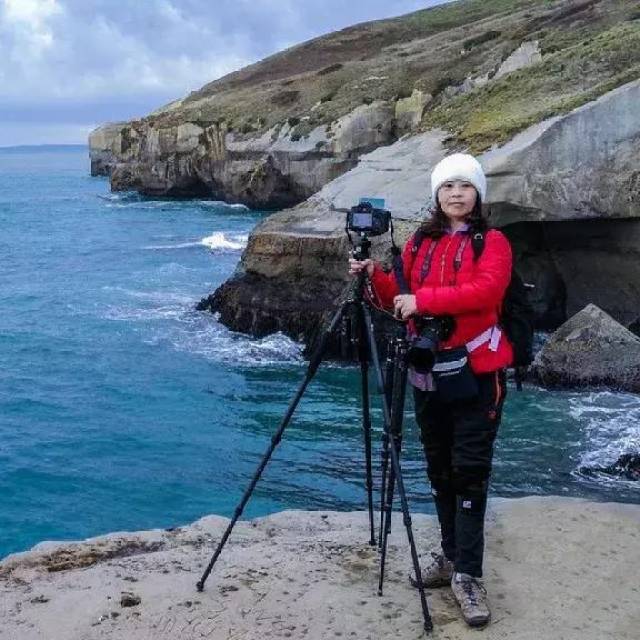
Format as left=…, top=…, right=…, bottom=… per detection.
left=2, top=498, right=638, bottom=639
left=89, top=0, right=640, bottom=208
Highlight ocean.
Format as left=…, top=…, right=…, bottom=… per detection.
left=0, top=145, right=637, bottom=559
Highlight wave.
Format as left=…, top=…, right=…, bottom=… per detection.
left=99, top=289, right=303, bottom=366
left=201, top=232, right=248, bottom=251
left=160, top=320, right=304, bottom=367
left=569, top=391, right=640, bottom=486
left=143, top=232, right=248, bottom=251
left=199, top=200, right=249, bottom=211
left=98, top=193, right=250, bottom=212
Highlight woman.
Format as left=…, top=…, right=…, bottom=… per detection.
left=349, top=153, right=512, bottom=628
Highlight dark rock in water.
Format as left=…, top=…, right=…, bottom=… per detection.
left=198, top=271, right=341, bottom=349
left=581, top=453, right=640, bottom=481
left=532, top=304, right=640, bottom=393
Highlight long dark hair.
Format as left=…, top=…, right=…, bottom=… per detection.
left=419, top=195, right=488, bottom=239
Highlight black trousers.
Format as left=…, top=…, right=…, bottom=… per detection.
left=413, top=369, right=507, bottom=578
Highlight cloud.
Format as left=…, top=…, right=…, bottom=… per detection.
left=0, top=0, right=448, bottom=144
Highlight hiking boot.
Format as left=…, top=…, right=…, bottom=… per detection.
left=451, top=572, right=491, bottom=627
left=409, top=551, right=454, bottom=588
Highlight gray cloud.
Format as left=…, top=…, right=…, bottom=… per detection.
left=0, top=0, right=447, bottom=145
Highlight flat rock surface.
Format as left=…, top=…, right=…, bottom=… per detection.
left=1, top=497, right=638, bottom=639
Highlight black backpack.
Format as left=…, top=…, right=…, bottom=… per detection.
left=409, top=229, right=535, bottom=387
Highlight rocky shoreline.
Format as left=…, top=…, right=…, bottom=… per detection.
left=2, top=497, right=639, bottom=639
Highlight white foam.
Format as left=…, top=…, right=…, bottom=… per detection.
left=200, top=232, right=248, bottom=251
left=200, top=200, right=250, bottom=211
left=98, top=193, right=251, bottom=212
left=103, top=305, right=186, bottom=322
left=101, top=286, right=195, bottom=305
left=100, top=288, right=303, bottom=366
left=569, top=391, right=640, bottom=484
left=160, top=318, right=304, bottom=367
left=144, top=241, right=203, bottom=250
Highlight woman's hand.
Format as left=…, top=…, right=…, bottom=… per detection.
left=348, top=258, right=375, bottom=278
left=393, top=294, right=417, bottom=320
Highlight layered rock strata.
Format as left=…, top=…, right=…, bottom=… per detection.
left=89, top=102, right=397, bottom=208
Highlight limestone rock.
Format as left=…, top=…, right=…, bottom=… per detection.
left=1, top=499, right=639, bottom=639
left=88, top=122, right=128, bottom=176
left=394, top=90, right=432, bottom=136
left=494, top=40, right=542, bottom=80
left=90, top=101, right=396, bottom=208
left=532, top=304, right=640, bottom=392
left=483, top=79, right=640, bottom=223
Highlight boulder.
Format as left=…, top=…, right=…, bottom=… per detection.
left=532, top=304, right=640, bottom=392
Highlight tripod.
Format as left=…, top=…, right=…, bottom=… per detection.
left=196, top=233, right=433, bottom=634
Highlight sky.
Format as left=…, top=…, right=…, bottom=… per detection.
left=0, top=0, right=450, bottom=147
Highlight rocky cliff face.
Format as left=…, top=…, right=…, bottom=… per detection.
left=89, top=102, right=397, bottom=208
left=203, top=79, right=640, bottom=344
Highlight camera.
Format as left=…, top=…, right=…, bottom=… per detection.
left=346, top=199, right=391, bottom=237
left=408, top=315, right=455, bottom=374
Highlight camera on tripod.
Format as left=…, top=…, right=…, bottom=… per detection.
left=408, top=316, right=455, bottom=374
left=346, top=199, right=391, bottom=237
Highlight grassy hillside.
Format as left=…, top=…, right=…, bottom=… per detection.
left=148, top=0, right=640, bottom=151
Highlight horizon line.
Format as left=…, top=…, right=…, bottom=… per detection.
left=0, top=143, right=89, bottom=150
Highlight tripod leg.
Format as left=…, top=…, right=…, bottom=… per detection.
left=357, top=306, right=376, bottom=546
left=378, top=338, right=406, bottom=596
left=361, top=305, right=433, bottom=633
left=378, top=350, right=395, bottom=548
left=196, top=302, right=347, bottom=592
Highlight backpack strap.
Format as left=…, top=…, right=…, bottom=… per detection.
left=419, top=239, right=438, bottom=283
left=453, top=236, right=470, bottom=273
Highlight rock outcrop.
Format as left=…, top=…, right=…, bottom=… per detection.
left=90, top=102, right=397, bottom=208
left=532, top=304, right=640, bottom=392
left=580, top=453, right=640, bottom=482
left=1, top=498, right=639, bottom=639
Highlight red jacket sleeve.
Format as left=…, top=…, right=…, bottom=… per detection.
left=369, top=237, right=415, bottom=309
left=415, top=230, right=512, bottom=316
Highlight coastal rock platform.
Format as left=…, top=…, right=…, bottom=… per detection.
left=1, top=497, right=638, bottom=639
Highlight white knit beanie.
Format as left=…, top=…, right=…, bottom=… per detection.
left=430, top=153, right=487, bottom=205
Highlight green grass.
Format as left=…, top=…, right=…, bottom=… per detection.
left=142, top=0, right=639, bottom=153
left=422, top=21, right=640, bottom=151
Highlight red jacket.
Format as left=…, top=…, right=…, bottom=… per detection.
left=370, top=228, right=514, bottom=374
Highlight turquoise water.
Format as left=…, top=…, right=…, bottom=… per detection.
left=1, top=146, right=638, bottom=560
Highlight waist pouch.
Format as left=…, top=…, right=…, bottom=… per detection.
left=432, top=346, right=479, bottom=403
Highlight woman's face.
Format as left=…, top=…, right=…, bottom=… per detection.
left=437, top=180, right=478, bottom=224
